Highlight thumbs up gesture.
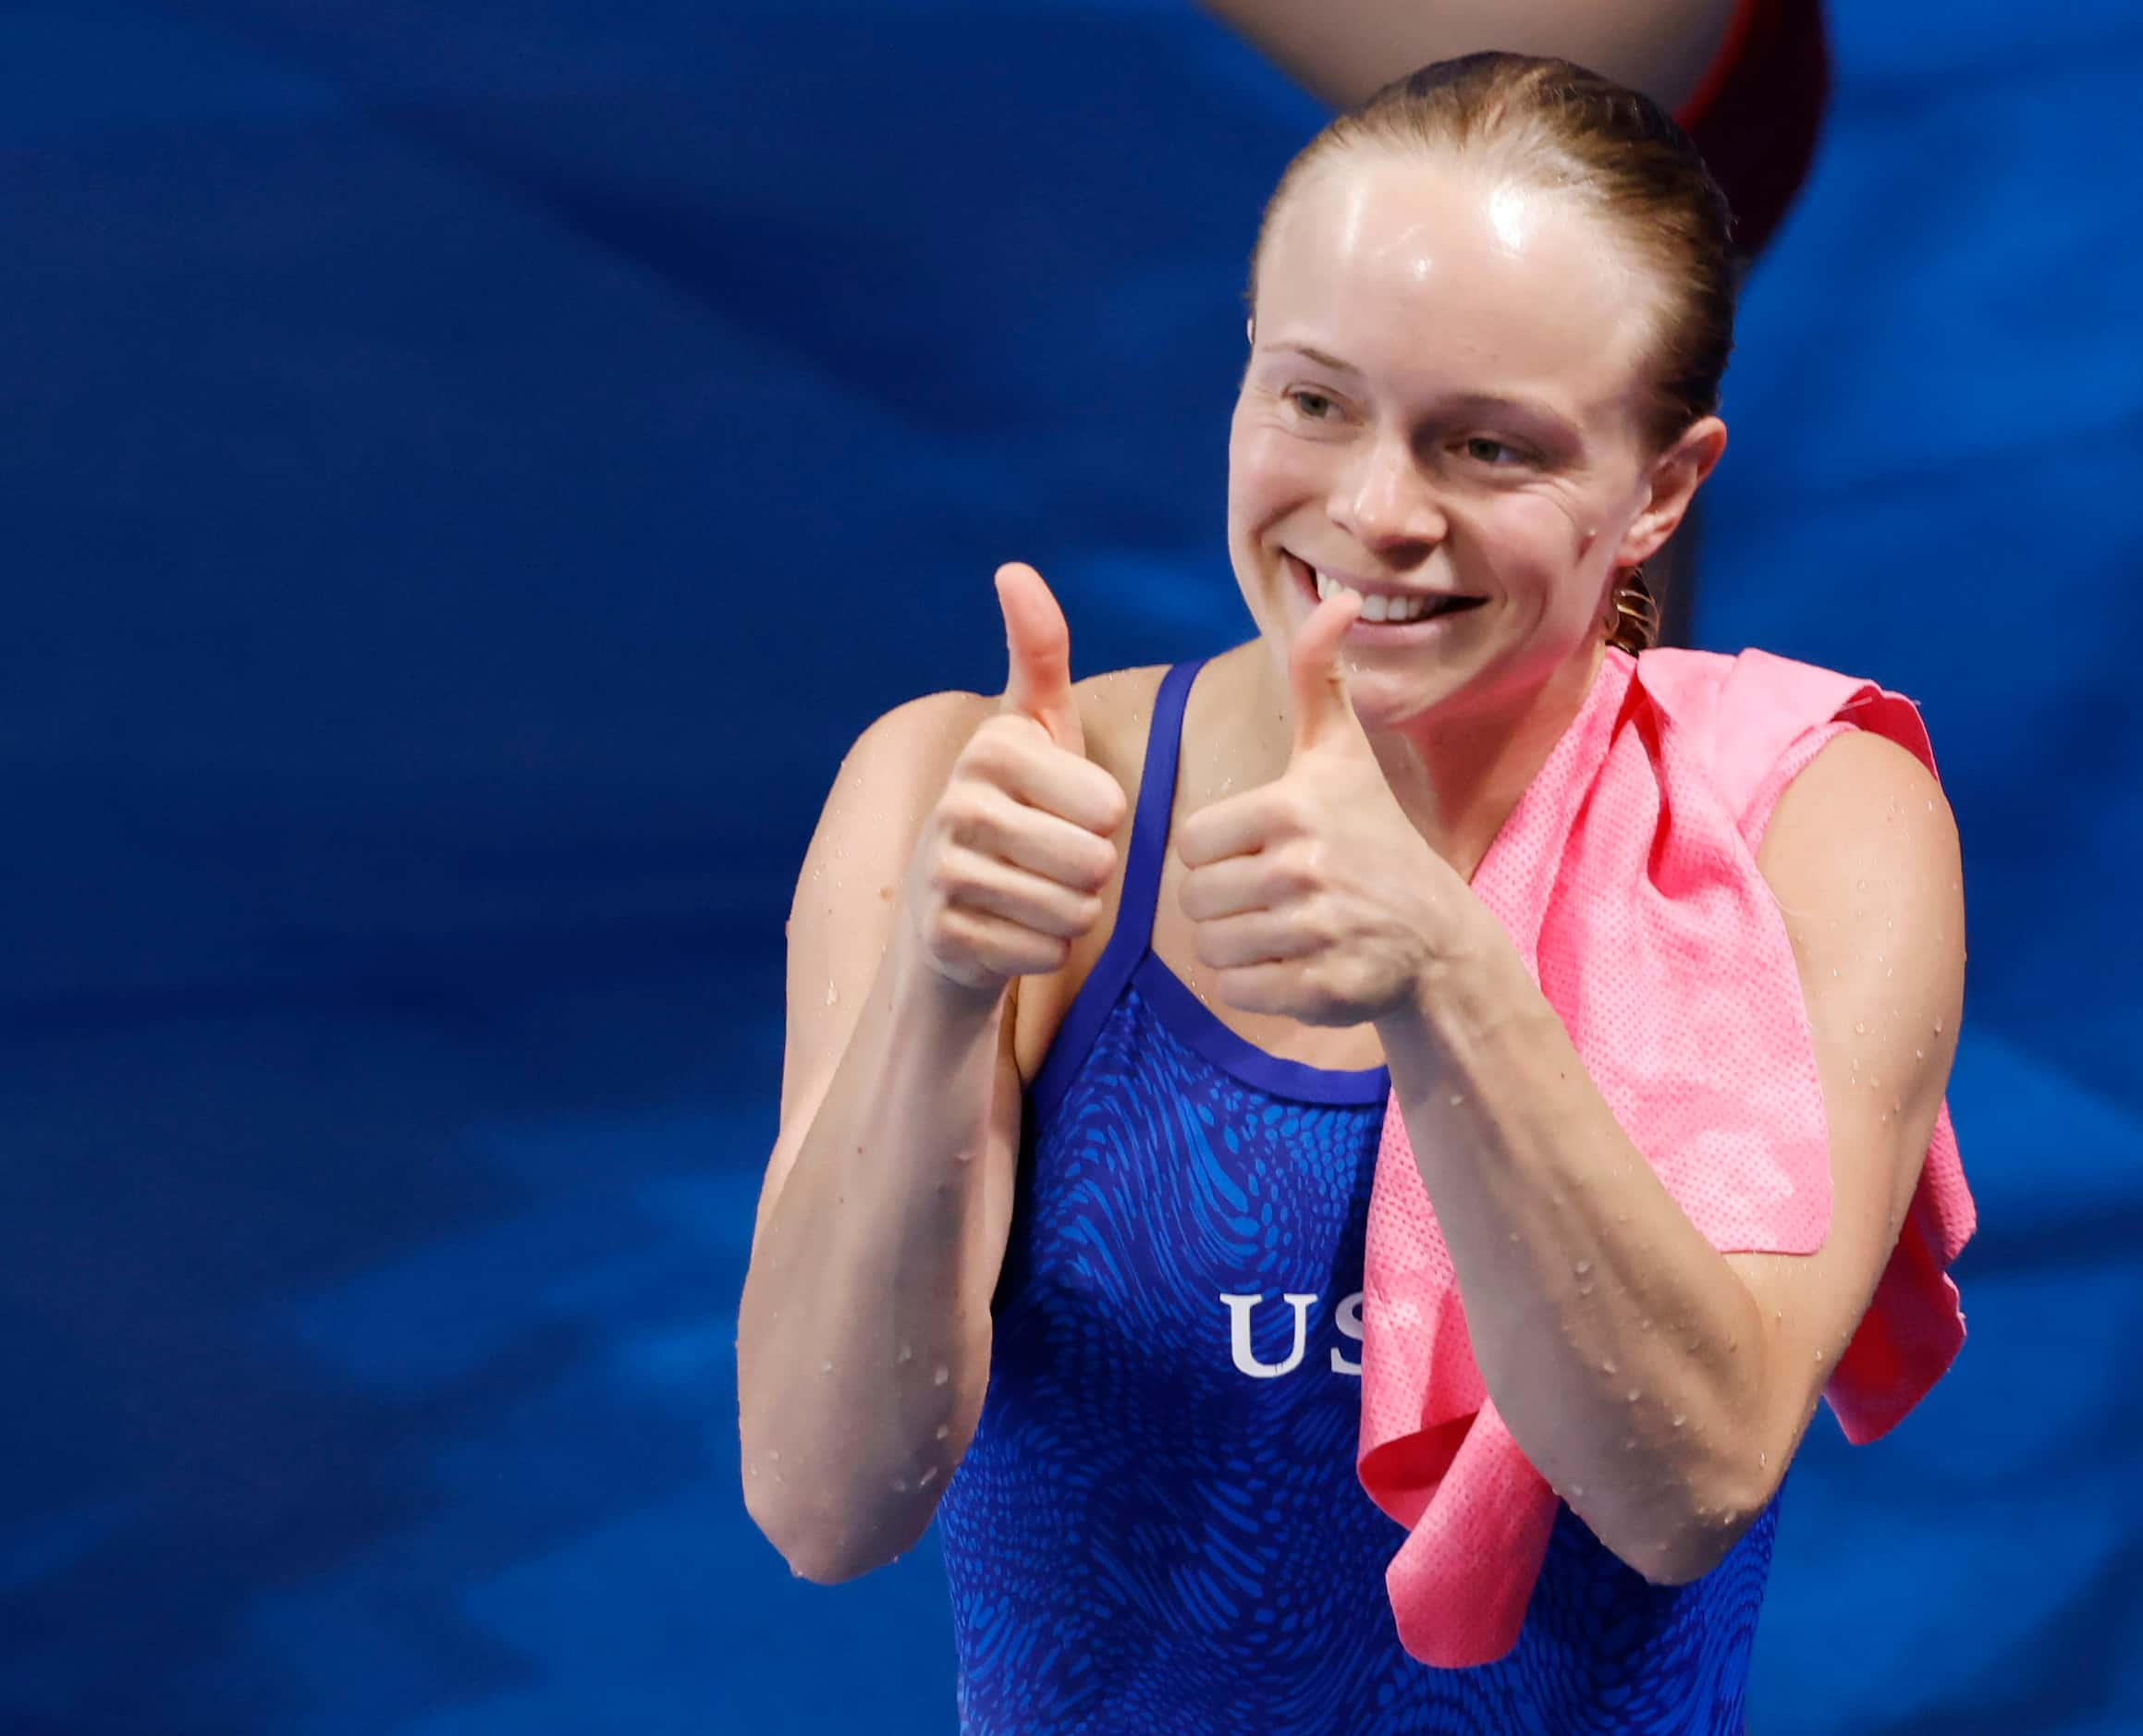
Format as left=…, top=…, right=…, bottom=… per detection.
left=1175, top=591, right=1460, bottom=1027
left=903, top=564, right=1129, bottom=996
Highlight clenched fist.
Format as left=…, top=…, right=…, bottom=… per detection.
left=903, top=563, right=1129, bottom=994
left=1175, top=589, right=1468, bottom=1027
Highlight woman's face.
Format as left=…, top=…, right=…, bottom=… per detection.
left=1229, top=149, right=1719, bottom=732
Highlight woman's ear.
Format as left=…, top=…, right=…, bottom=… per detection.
left=1619, top=416, right=1728, bottom=568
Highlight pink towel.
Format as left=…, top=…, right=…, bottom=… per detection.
left=1356, top=645, right=1977, bottom=1668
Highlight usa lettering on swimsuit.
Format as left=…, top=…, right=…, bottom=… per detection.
left=1218, top=1290, right=1365, bottom=1378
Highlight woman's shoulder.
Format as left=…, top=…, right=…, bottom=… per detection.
left=1069, top=660, right=1178, bottom=789
left=1635, top=642, right=1869, bottom=707
left=1633, top=643, right=1908, bottom=752
left=1631, top=644, right=1946, bottom=843
left=836, top=659, right=1182, bottom=811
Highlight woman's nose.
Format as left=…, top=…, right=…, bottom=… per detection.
left=1329, top=434, right=1446, bottom=550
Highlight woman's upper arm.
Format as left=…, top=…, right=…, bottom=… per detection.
left=756, top=690, right=1003, bottom=1242
left=1726, top=727, right=1966, bottom=1458
left=1195, top=0, right=1741, bottom=113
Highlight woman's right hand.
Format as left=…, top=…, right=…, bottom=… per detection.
left=902, top=562, right=1130, bottom=994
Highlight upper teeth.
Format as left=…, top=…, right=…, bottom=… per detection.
left=1313, top=568, right=1442, bottom=623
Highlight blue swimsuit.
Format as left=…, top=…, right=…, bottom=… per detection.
left=934, top=660, right=1782, bottom=1734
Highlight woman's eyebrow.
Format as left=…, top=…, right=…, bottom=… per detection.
left=1260, top=348, right=1585, bottom=442
left=1267, top=342, right=1361, bottom=375
left=1442, top=390, right=1579, bottom=433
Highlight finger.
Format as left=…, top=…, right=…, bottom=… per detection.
left=1191, top=910, right=1320, bottom=972
left=1179, top=852, right=1305, bottom=923
left=1176, top=783, right=1304, bottom=870
left=931, top=908, right=1073, bottom=981
left=1206, top=963, right=1300, bottom=1020
left=996, top=562, right=1083, bottom=755
left=1211, top=962, right=1357, bottom=1026
left=974, top=722, right=1128, bottom=838
left=952, top=784, right=1119, bottom=892
left=939, top=848, right=1106, bottom=940
left=1288, top=588, right=1365, bottom=759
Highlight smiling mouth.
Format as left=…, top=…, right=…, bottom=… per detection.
left=1285, top=553, right=1487, bottom=624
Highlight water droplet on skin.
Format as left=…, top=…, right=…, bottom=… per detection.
left=1814, top=1350, right=1826, bottom=1364
left=1855, top=878, right=1867, bottom=892
left=898, top=1343, right=914, bottom=1364
left=1934, top=1019, right=1944, bottom=1034
left=1623, top=1436, right=1637, bottom=1449
left=1577, top=1282, right=1595, bottom=1297
left=791, top=1564, right=804, bottom=1578
left=1916, top=1047, right=1926, bottom=1060
left=1758, top=1451, right=1769, bottom=1469
left=1672, top=1413, right=1686, bottom=1429
left=1600, top=1360, right=1617, bottom=1375
left=918, top=1465, right=939, bottom=1488
left=1626, top=1389, right=1641, bottom=1404
left=1570, top=1485, right=1585, bottom=1499
left=891, top=1476, right=909, bottom=1493
left=821, top=1361, right=834, bottom=1375
left=936, top=1424, right=951, bottom=1441
left=1449, top=1094, right=1465, bottom=1107
left=1639, top=1317, right=1654, bottom=1333
left=748, top=1464, right=761, bottom=1481
left=1774, top=1309, right=1783, bottom=1323
left=1855, top=1021, right=1867, bottom=1034
left=768, top=1449, right=780, bottom=1463
left=1574, top=1259, right=1593, bottom=1277
left=826, top=983, right=839, bottom=1005
left=934, top=1365, right=950, bottom=1387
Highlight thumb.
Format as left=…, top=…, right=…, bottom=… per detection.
left=996, top=561, right=1083, bottom=754
left=1288, top=587, right=1365, bottom=759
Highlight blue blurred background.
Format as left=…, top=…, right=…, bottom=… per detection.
left=3, top=2, right=2138, bottom=1730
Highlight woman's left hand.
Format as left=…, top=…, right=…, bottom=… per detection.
left=1176, top=593, right=1475, bottom=1027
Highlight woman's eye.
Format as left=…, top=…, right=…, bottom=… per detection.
left=1287, top=390, right=1338, bottom=421
left=1464, top=436, right=1525, bottom=465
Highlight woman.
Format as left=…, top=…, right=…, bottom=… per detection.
left=1204, top=0, right=1832, bottom=645
left=739, top=54, right=1971, bottom=1732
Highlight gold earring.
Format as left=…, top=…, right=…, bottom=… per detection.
left=1604, top=566, right=1659, bottom=654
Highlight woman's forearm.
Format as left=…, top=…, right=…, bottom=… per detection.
left=737, top=935, right=1013, bottom=1582
left=1375, top=928, right=1777, bottom=1583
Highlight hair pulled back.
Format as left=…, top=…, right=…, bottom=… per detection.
left=1250, top=53, right=1737, bottom=450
